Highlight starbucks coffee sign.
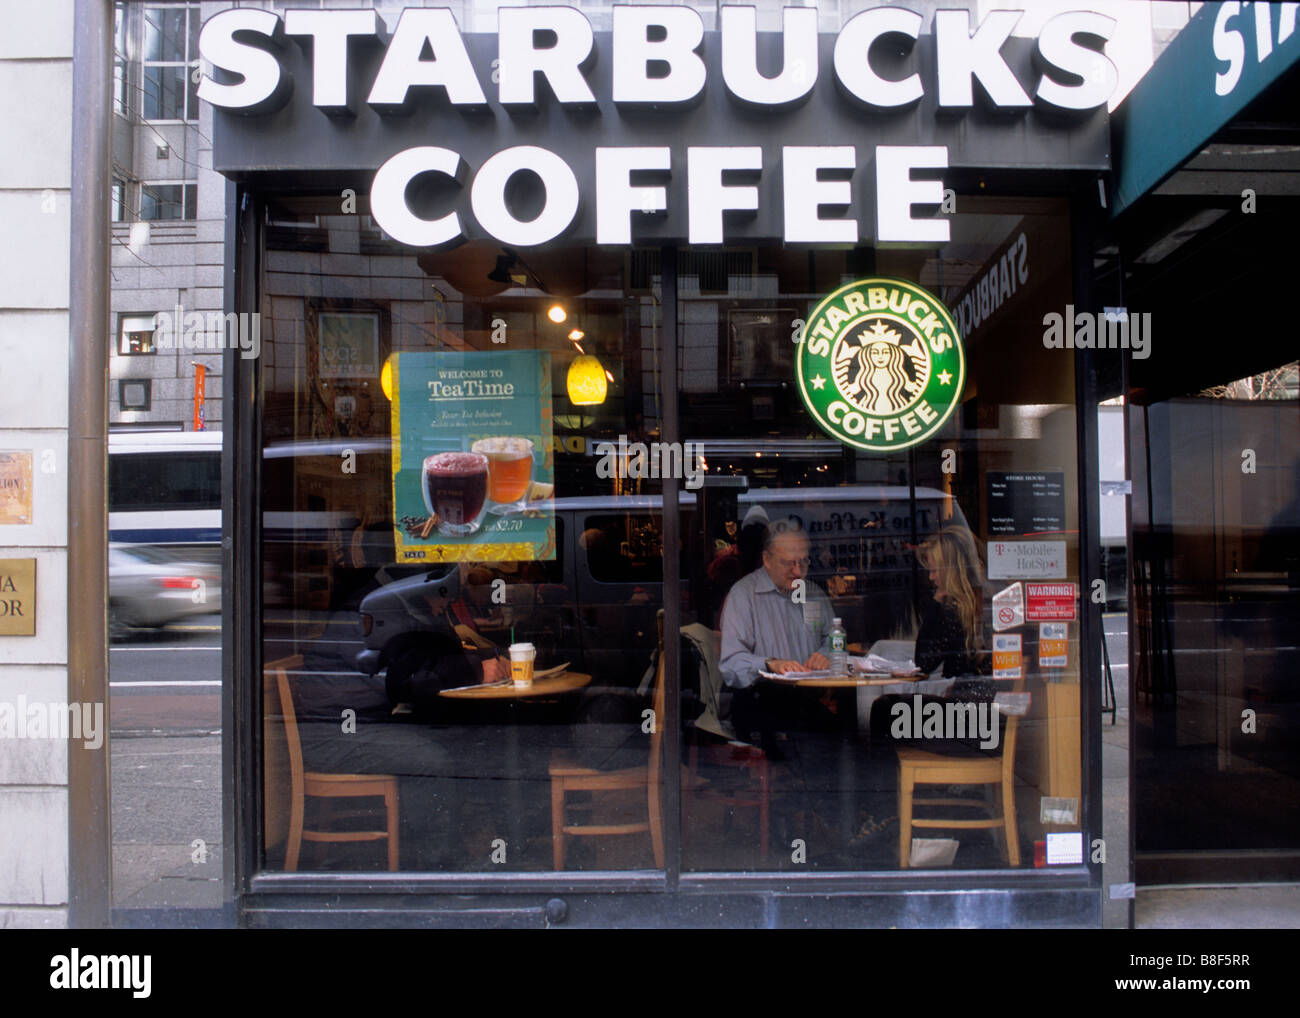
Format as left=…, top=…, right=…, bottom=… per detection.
left=796, top=279, right=964, bottom=452
left=204, top=6, right=1116, bottom=247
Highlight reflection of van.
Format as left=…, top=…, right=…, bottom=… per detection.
left=262, top=438, right=395, bottom=611
left=355, top=487, right=966, bottom=703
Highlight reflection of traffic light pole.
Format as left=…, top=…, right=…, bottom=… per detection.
left=191, top=362, right=206, bottom=431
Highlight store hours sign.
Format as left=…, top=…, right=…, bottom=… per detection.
left=796, top=279, right=964, bottom=451
left=202, top=6, right=1118, bottom=248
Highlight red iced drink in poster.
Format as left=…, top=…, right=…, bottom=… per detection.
left=423, top=452, right=488, bottom=535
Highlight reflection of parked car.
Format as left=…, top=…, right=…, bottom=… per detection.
left=108, top=544, right=222, bottom=641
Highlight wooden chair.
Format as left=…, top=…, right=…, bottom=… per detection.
left=896, top=690, right=1029, bottom=868
left=549, top=614, right=666, bottom=869
left=265, top=655, right=400, bottom=872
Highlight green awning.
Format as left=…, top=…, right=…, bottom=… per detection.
left=1111, top=2, right=1300, bottom=216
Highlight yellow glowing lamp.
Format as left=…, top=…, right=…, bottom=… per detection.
left=380, top=357, right=394, bottom=401
left=567, top=354, right=608, bottom=405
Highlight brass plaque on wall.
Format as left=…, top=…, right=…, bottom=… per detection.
left=0, top=558, right=35, bottom=636
left=0, top=451, right=33, bottom=525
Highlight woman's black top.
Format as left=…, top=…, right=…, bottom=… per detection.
left=915, top=597, right=993, bottom=699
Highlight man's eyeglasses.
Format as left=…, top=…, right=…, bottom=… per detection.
left=771, top=556, right=811, bottom=569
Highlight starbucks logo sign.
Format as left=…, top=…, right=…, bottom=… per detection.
left=796, top=278, right=964, bottom=451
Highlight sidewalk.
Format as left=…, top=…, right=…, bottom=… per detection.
left=1137, top=885, right=1300, bottom=929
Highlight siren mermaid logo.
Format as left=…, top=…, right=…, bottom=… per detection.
left=796, top=278, right=964, bottom=451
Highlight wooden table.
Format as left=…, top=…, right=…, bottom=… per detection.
left=438, top=671, right=591, bottom=859
left=438, top=671, right=592, bottom=700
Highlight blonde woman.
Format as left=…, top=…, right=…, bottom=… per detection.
left=869, top=526, right=993, bottom=743
left=914, top=527, right=989, bottom=685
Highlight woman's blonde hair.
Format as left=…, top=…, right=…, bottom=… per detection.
left=916, top=527, right=985, bottom=653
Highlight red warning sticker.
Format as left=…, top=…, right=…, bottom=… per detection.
left=1025, top=582, right=1077, bottom=621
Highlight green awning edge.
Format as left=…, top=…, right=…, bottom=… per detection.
left=1111, top=1, right=1300, bottom=217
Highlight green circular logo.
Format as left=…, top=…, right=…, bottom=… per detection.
left=796, top=278, right=965, bottom=451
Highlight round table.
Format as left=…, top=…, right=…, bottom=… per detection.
left=438, top=671, right=592, bottom=700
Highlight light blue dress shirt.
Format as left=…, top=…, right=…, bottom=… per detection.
left=719, top=566, right=834, bottom=689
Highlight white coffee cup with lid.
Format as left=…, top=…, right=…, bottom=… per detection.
left=508, top=642, right=535, bottom=688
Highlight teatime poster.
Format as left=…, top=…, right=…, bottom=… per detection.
left=390, top=350, right=555, bottom=562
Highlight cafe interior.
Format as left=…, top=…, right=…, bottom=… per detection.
left=255, top=192, right=1085, bottom=877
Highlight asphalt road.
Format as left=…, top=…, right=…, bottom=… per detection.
left=110, top=615, right=224, bottom=735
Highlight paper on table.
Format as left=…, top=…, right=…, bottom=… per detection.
left=852, top=654, right=919, bottom=675
left=759, top=668, right=837, bottom=681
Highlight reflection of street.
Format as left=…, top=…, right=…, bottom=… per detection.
left=111, top=615, right=222, bottom=734
left=109, top=610, right=379, bottom=914
left=110, top=614, right=223, bottom=914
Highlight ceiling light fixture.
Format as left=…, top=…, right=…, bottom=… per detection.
left=567, top=354, right=607, bottom=405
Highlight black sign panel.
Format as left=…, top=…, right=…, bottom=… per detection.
left=987, top=471, right=1066, bottom=536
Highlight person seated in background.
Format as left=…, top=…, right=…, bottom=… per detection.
left=705, top=504, right=771, bottom=626
left=719, top=524, right=833, bottom=752
left=399, top=630, right=508, bottom=720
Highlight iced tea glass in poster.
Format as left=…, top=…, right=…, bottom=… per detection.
left=390, top=351, right=555, bottom=563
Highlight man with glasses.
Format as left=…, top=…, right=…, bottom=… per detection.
left=720, top=523, right=834, bottom=755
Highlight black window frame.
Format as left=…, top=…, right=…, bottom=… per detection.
left=221, top=184, right=1107, bottom=927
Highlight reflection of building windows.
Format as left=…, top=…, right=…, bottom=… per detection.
left=119, top=314, right=158, bottom=355
left=118, top=379, right=153, bottom=411
left=140, top=182, right=197, bottom=221
left=113, top=4, right=128, bottom=117
left=142, top=4, right=200, bottom=122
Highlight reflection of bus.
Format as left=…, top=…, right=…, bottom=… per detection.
left=108, top=431, right=222, bottom=565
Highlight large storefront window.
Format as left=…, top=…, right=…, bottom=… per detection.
left=261, top=210, right=669, bottom=872
left=676, top=198, right=1084, bottom=871
left=255, top=195, right=1086, bottom=877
